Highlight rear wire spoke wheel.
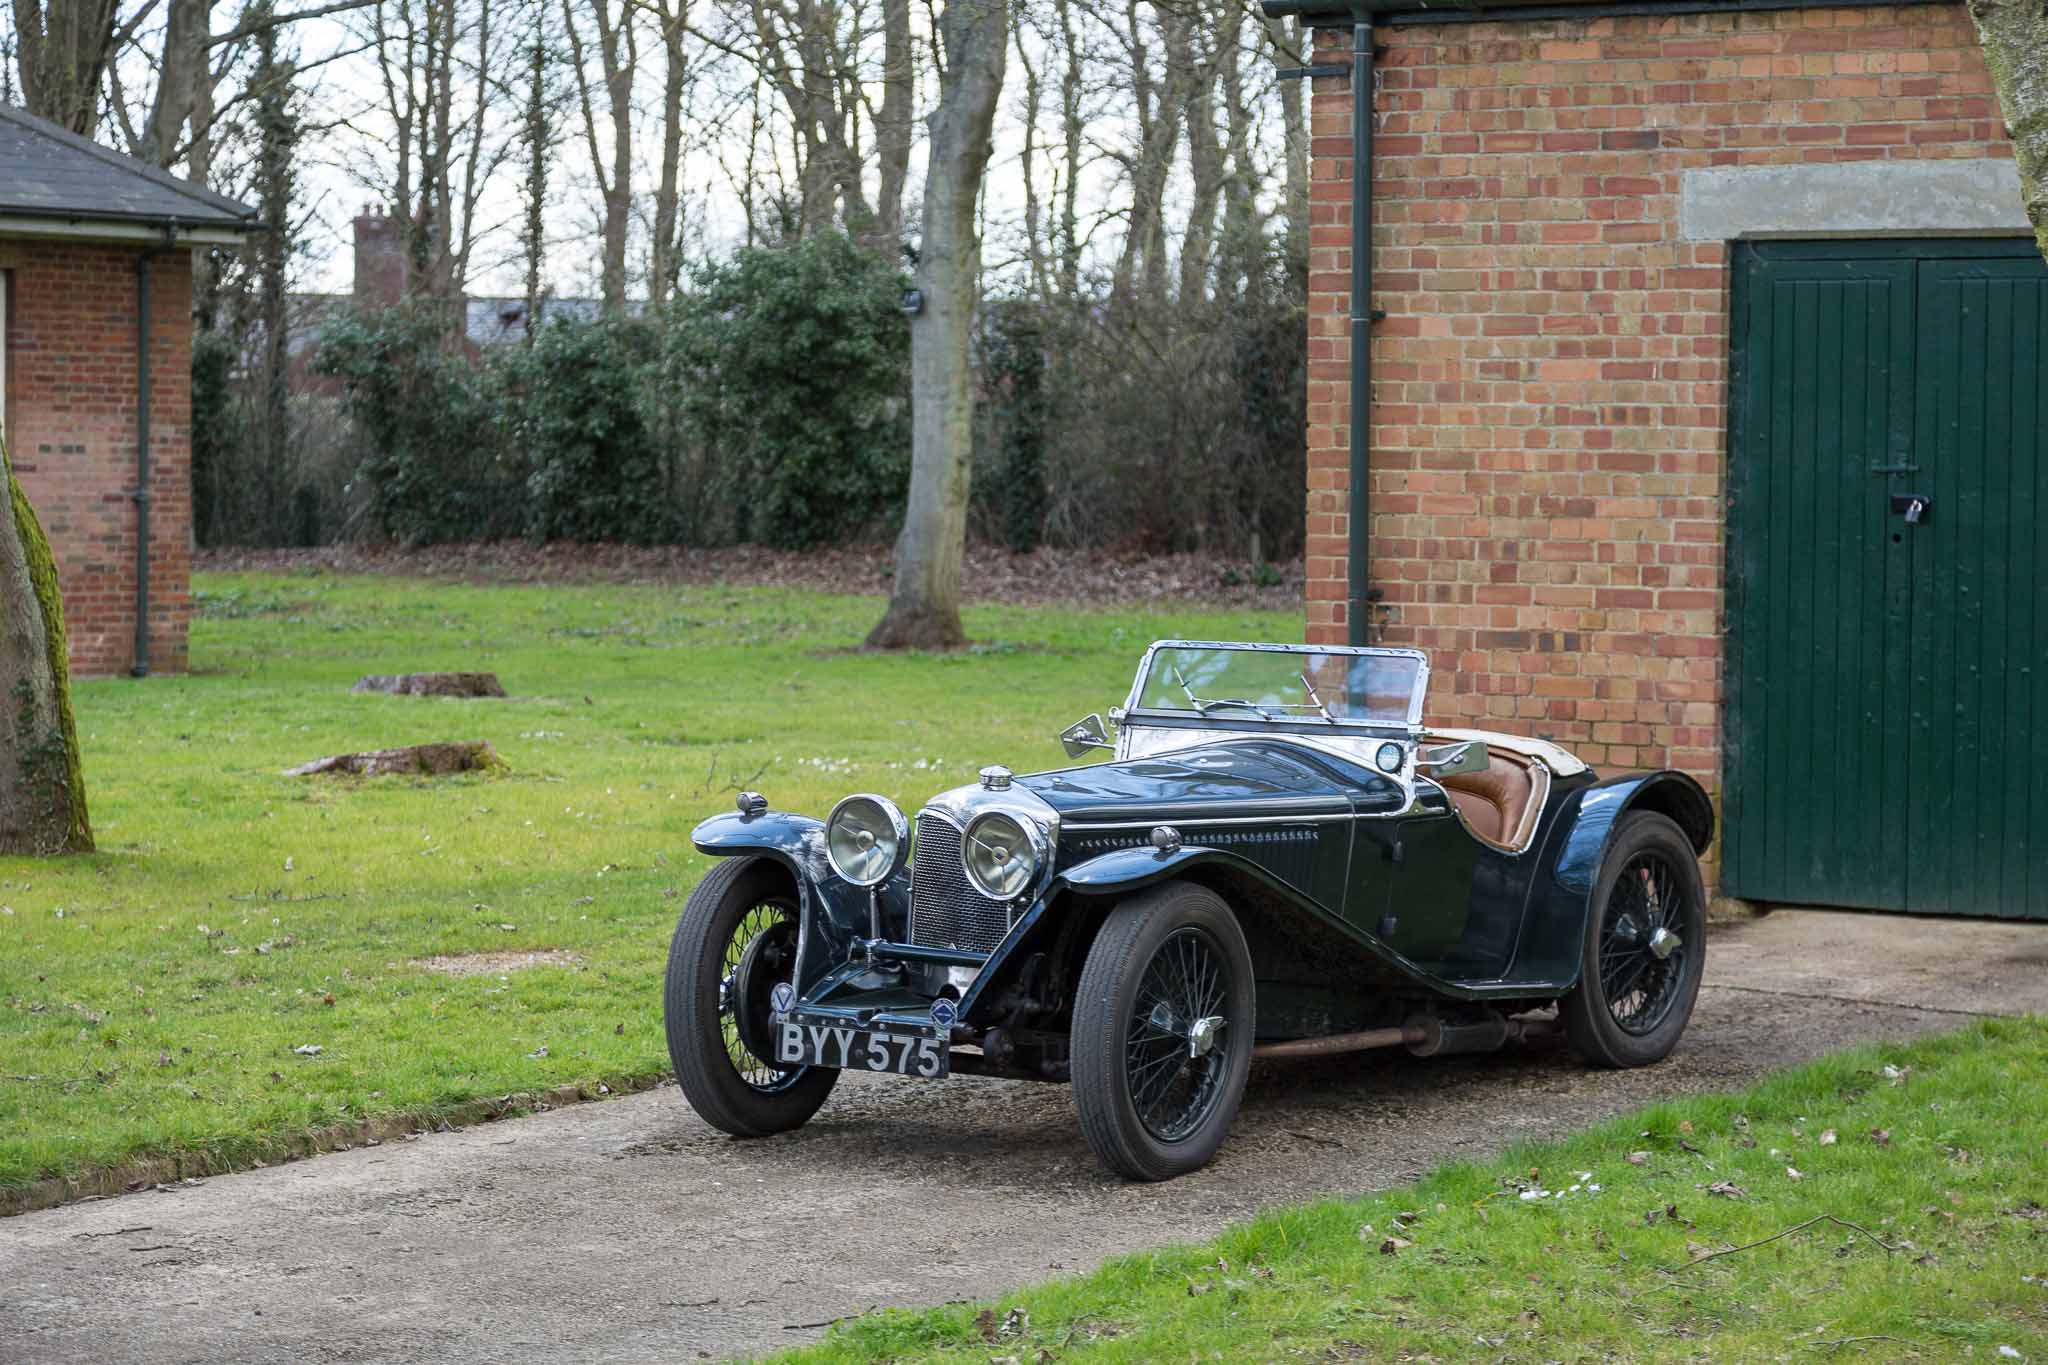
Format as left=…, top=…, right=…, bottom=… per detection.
left=1072, top=881, right=1254, bottom=1181
left=1562, top=812, right=1706, bottom=1068
left=665, top=857, right=837, bottom=1136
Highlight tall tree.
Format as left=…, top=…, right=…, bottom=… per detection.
left=647, top=0, right=691, bottom=307
left=366, top=0, right=507, bottom=309
left=245, top=3, right=298, bottom=537
left=866, top=0, right=1008, bottom=649
left=9, top=0, right=119, bottom=135
left=564, top=0, right=635, bottom=312
left=1972, top=0, right=2048, bottom=261
left=518, top=7, right=555, bottom=331
left=0, top=432, right=91, bottom=855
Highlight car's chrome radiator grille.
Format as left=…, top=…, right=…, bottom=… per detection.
left=909, top=813, right=1014, bottom=954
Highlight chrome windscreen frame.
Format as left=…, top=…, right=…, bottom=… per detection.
left=1117, top=639, right=1432, bottom=734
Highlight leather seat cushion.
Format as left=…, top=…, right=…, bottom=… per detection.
left=1435, top=749, right=1544, bottom=852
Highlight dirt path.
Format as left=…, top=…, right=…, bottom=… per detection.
left=4, top=910, right=2043, bottom=1365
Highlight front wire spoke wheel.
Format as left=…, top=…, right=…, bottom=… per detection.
left=664, top=858, right=838, bottom=1138
left=1073, top=881, right=1256, bottom=1181
left=718, top=902, right=800, bottom=1091
left=1126, top=927, right=1230, bottom=1144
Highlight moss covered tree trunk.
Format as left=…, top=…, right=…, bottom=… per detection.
left=0, top=433, right=92, bottom=854
left=1972, top=0, right=2048, bottom=261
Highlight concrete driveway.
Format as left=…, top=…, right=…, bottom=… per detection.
left=4, top=909, right=2044, bottom=1365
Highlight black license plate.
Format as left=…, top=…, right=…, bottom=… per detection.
left=774, top=1021, right=948, bottom=1077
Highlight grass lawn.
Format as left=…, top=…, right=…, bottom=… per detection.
left=787, top=1018, right=2048, bottom=1363
left=0, top=570, right=1291, bottom=1196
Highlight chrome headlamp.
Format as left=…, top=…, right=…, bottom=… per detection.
left=825, top=794, right=909, bottom=887
left=961, top=810, right=1045, bottom=901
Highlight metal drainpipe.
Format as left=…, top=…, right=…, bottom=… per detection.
left=1346, top=16, right=1375, bottom=645
left=132, top=226, right=177, bottom=678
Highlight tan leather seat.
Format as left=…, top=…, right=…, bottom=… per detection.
left=1430, top=744, right=1549, bottom=854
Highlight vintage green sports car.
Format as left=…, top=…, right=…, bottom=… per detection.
left=664, top=640, right=1713, bottom=1181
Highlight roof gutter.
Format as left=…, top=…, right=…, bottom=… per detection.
left=1279, top=10, right=1380, bottom=645
left=132, top=222, right=185, bottom=678
left=1261, top=0, right=1948, bottom=24
left=1345, top=18, right=1375, bottom=646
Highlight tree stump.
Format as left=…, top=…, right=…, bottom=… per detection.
left=350, top=672, right=506, bottom=698
left=284, top=741, right=505, bottom=778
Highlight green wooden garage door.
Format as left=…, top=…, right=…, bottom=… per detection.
left=1726, top=240, right=2048, bottom=917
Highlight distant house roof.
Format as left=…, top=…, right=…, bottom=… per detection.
left=0, top=103, right=257, bottom=244
left=464, top=296, right=618, bottom=347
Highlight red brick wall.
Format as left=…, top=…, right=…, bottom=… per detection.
left=1306, top=3, right=2012, bottom=792
left=2, top=240, right=194, bottom=675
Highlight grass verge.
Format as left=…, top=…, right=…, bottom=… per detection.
left=0, top=571, right=1289, bottom=1201
left=784, top=1017, right=2048, bottom=1363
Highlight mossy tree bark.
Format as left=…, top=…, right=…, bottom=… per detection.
left=0, top=433, right=93, bottom=854
left=1972, top=0, right=2048, bottom=261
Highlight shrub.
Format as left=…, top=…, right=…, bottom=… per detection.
left=491, top=314, right=672, bottom=544
left=663, top=231, right=910, bottom=548
left=315, top=305, right=512, bottom=545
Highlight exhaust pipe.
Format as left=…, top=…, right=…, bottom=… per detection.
left=1251, top=1024, right=1423, bottom=1060
left=1251, top=1012, right=1559, bottom=1062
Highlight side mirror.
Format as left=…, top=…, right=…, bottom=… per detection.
left=1416, top=740, right=1490, bottom=779
left=1058, top=713, right=1114, bottom=758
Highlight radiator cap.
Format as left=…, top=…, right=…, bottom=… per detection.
left=978, top=765, right=1013, bottom=791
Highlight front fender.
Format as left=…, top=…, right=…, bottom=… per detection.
left=1506, top=769, right=1716, bottom=990
left=1053, top=843, right=1222, bottom=897
left=690, top=810, right=901, bottom=993
left=693, top=809, right=828, bottom=869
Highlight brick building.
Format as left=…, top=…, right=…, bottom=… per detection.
left=1269, top=0, right=2044, bottom=916
left=0, top=104, right=255, bottom=675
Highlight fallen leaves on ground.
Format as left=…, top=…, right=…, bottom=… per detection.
left=196, top=543, right=1307, bottom=611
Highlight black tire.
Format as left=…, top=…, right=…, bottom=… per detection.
left=1562, top=812, right=1707, bottom=1068
left=1070, top=881, right=1255, bottom=1181
left=664, top=857, right=837, bottom=1136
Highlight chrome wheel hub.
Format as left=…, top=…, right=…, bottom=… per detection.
left=1648, top=926, right=1681, bottom=961
left=1187, top=1014, right=1227, bottom=1059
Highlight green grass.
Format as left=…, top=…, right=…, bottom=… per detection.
left=0, top=571, right=1292, bottom=1193
left=782, top=1017, right=2048, bottom=1363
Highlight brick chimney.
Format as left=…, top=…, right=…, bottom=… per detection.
left=353, top=204, right=405, bottom=307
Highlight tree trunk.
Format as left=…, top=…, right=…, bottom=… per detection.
left=12, top=0, right=119, bottom=137
left=866, top=0, right=1007, bottom=651
left=650, top=0, right=688, bottom=307
left=1261, top=12, right=1309, bottom=290
left=0, top=433, right=91, bottom=855
left=1971, top=0, right=2048, bottom=260
left=872, top=0, right=913, bottom=255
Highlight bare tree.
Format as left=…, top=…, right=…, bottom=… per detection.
left=10, top=0, right=121, bottom=135
left=646, top=0, right=690, bottom=306
left=563, top=0, right=635, bottom=311
left=364, top=0, right=510, bottom=308
left=871, top=0, right=913, bottom=252
left=1051, top=0, right=1084, bottom=298
left=1109, top=0, right=1186, bottom=302
left=1973, top=0, right=2048, bottom=261
left=518, top=4, right=555, bottom=331
left=1260, top=8, right=1307, bottom=282
left=867, top=0, right=1008, bottom=649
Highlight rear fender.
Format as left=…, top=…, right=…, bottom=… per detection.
left=1507, top=770, right=1715, bottom=989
